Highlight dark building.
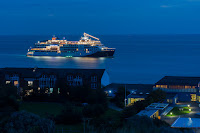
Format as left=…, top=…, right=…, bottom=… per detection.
left=0, top=67, right=110, bottom=96
left=154, top=76, right=200, bottom=102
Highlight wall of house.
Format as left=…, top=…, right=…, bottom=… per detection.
left=101, top=71, right=110, bottom=87
left=128, top=98, right=145, bottom=105
left=153, top=87, right=197, bottom=93
left=150, top=110, right=159, bottom=119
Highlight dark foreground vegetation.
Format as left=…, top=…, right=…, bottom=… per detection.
left=0, top=84, right=193, bottom=133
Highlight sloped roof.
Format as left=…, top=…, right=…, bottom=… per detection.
left=105, top=83, right=153, bottom=93
left=155, top=76, right=200, bottom=86
left=0, top=68, right=105, bottom=78
left=137, top=109, right=158, bottom=117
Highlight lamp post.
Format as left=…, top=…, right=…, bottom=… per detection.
left=170, top=112, right=172, bottom=116
left=125, top=84, right=127, bottom=107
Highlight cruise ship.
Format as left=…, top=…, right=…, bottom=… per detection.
left=27, top=33, right=115, bottom=57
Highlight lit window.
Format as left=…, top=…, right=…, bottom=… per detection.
left=50, top=88, right=53, bottom=93
left=6, top=81, right=10, bottom=84
left=28, top=81, right=33, bottom=87
left=14, top=81, right=19, bottom=87
left=58, top=88, right=60, bottom=94
left=91, top=76, right=97, bottom=82
left=91, top=83, right=97, bottom=89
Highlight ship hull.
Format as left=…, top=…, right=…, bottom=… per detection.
left=86, top=51, right=115, bottom=57
left=27, top=50, right=115, bottom=57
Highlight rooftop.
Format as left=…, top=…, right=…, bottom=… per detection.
left=146, top=103, right=169, bottom=110
left=155, top=76, right=200, bottom=86
left=137, top=109, right=158, bottom=117
left=105, top=83, right=153, bottom=93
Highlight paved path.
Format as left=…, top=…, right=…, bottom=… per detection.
left=108, top=102, right=123, bottom=111
left=162, top=106, right=173, bottom=116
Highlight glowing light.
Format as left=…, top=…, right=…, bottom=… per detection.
left=189, top=108, right=191, bottom=111
left=170, top=112, right=172, bottom=115
left=188, top=105, right=190, bottom=107
left=109, top=90, right=112, bottom=93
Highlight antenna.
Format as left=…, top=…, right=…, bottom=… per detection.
left=83, top=32, right=99, bottom=40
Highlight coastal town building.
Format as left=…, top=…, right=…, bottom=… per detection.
left=137, top=109, right=159, bottom=119
left=137, top=103, right=169, bottom=119
left=154, top=76, right=200, bottom=103
left=0, top=67, right=110, bottom=96
left=104, top=83, right=153, bottom=105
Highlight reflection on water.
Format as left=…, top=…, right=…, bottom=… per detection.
left=26, top=56, right=106, bottom=68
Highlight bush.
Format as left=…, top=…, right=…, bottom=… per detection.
left=55, top=104, right=82, bottom=124
left=3, top=111, right=55, bottom=133
left=111, top=86, right=130, bottom=108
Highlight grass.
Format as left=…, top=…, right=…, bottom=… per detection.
left=20, top=102, right=65, bottom=117
left=19, top=102, right=120, bottom=132
left=100, top=108, right=121, bottom=119
left=56, top=124, right=83, bottom=132
left=166, top=107, right=190, bottom=116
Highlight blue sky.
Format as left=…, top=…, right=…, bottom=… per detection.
left=1, top=0, right=200, bottom=35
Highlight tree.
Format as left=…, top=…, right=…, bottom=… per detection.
left=55, top=103, right=82, bottom=124
left=87, top=88, right=108, bottom=106
left=3, top=111, right=55, bottom=133
left=68, top=85, right=91, bottom=102
left=0, top=84, right=19, bottom=111
left=147, top=89, right=166, bottom=103
left=111, top=86, right=130, bottom=108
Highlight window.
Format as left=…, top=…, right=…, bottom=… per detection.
left=28, top=81, right=33, bottom=87
left=6, top=81, right=10, bottom=84
left=91, top=76, right=97, bottom=82
left=58, top=88, right=60, bottom=94
left=91, top=83, right=97, bottom=89
left=14, top=81, right=19, bottom=87
left=50, top=88, right=53, bottom=93
left=67, top=75, right=73, bottom=81
left=76, top=75, right=81, bottom=79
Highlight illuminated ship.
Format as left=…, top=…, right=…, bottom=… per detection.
left=27, top=33, right=115, bottom=57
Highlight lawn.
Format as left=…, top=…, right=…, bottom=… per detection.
left=166, top=107, right=190, bottom=116
left=56, top=124, right=83, bottom=132
left=20, top=102, right=65, bottom=117
left=100, top=108, right=121, bottom=119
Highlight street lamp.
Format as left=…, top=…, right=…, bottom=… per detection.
left=188, top=104, right=190, bottom=107
left=170, top=112, right=172, bottom=116
left=189, top=108, right=191, bottom=111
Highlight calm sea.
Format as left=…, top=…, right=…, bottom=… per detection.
left=1, top=34, right=200, bottom=84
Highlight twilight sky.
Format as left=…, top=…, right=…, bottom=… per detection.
left=1, top=0, right=200, bottom=35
